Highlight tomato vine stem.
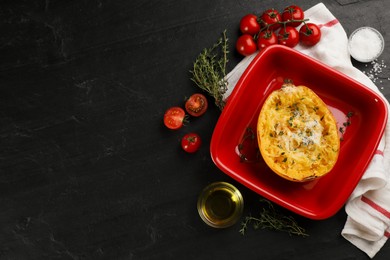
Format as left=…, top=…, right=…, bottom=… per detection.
left=254, top=18, right=310, bottom=43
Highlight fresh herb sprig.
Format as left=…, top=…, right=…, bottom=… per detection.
left=239, top=199, right=308, bottom=237
left=238, top=127, right=260, bottom=163
left=190, top=30, right=229, bottom=110
left=339, top=111, right=354, bottom=141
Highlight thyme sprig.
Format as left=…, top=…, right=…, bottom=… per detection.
left=339, top=111, right=354, bottom=141
left=238, top=127, right=260, bottom=163
left=190, top=30, right=229, bottom=110
left=239, top=199, right=308, bottom=237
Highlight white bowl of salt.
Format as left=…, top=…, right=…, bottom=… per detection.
left=348, top=27, right=384, bottom=63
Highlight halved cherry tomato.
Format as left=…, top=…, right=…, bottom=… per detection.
left=236, top=34, right=257, bottom=56
left=278, top=26, right=299, bottom=48
left=185, top=93, right=208, bottom=117
left=282, top=5, right=304, bottom=27
left=163, top=107, right=186, bottom=130
left=239, top=14, right=261, bottom=35
left=260, top=9, right=282, bottom=31
left=257, top=30, right=278, bottom=51
left=181, top=133, right=201, bottom=153
left=299, top=23, right=321, bottom=46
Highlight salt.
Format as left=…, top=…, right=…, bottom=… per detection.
left=348, top=27, right=384, bottom=63
left=362, top=59, right=388, bottom=89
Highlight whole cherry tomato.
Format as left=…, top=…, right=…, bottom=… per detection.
left=163, top=107, right=186, bottom=130
left=278, top=26, right=299, bottom=48
left=257, top=30, right=278, bottom=51
left=181, top=133, right=201, bottom=153
left=299, top=23, right=321, bottom=46
left=185, top=93, right=208, bottom=117
left=236, top=34, right=257, bottom=56
left=260, top=9, right=282, bottom=31
left=239, top=14, right=261, bottom=35
left=282, top=5, right=304, bottom=27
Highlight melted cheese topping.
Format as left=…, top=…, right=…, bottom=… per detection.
left=257, top=85, right=340, bottom=182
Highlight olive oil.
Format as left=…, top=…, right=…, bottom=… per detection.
left=197, top=182, right=243, bottom=228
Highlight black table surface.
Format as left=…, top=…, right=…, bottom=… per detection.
left=1, top=0, right=390, bottom=259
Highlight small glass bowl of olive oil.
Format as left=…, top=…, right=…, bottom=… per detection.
left=197, top=182, right=244, bottom=228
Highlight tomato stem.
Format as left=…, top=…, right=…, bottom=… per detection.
left=183, top=115, right=190, bottom=126
left=257, top=18, right=310, bottom=38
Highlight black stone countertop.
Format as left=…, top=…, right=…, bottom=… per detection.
left=1, top=0, right=390, bottom=259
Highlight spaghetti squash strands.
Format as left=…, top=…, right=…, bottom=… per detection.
left=257, top=83, right=340, bottom=182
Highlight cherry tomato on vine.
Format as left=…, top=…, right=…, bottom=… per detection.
left=260, top=9, right=282, bottom=31
left=257, top=30, right=278, bottom=51
left=278, top=26, right=299, bottom=48
left=299, top=23, right=321, bottom=46
left=163, top=107, right=186, bottom=130
left=185, top=93, right=208, bottom=117
left=236, top=34, right=257, bottom=56
left=181, top=133, right=201, bottom=153
left=239, top=14, right=261, bottom=35
left=282, top=5, right=304, bottom=27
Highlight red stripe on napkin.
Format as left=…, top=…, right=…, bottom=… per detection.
left=318, top=19, right=339, bottom=29
left=361, top=196, right=390, bottom=218
left=375, top=150, right=384, bottom=156
left=385, top=231, right=390, bottom=238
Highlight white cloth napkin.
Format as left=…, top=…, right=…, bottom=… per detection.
left=224, top=3, right=390, bottom=258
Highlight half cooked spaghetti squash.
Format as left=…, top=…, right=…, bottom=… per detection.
left=257, top=82, right=340, bottom=182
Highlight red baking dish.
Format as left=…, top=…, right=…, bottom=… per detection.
left=210, top=44, right=388, bottom=220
